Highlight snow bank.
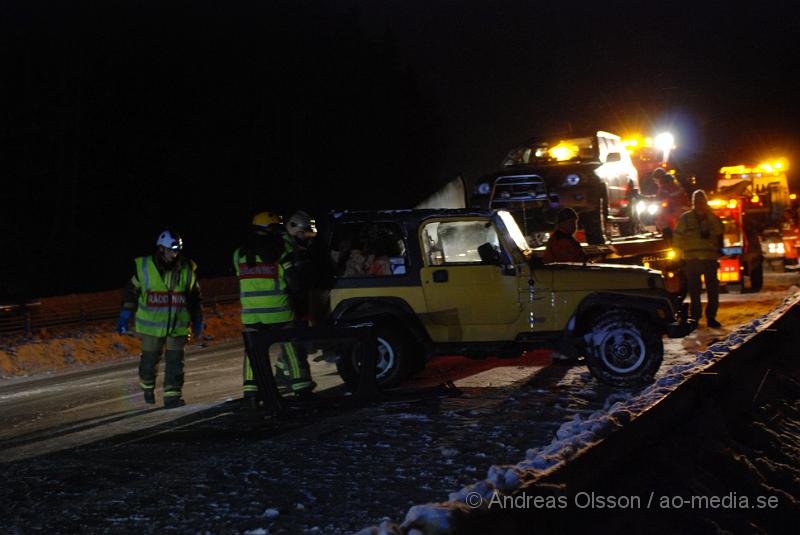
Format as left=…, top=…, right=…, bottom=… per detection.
left=399, top=288, right=800, bottom=533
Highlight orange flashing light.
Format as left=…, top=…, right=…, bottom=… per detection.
left=751, top=194, right=760, bottom=203
left=728, top=199, right=738, bottom=209
left=791, top=193, right=797, bottom=200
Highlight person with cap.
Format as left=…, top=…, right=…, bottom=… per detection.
left=234, top=212, right=314, bottom=412
left=542, top=208, right=588, bottom=263
left=673, top=190, right=725, bottom=328
left=117, top=229, right=203, bottom=408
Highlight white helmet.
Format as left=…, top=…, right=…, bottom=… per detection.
left=156, top=229, right=183, bottom=251
left=286, top=210, right=317, bottom=239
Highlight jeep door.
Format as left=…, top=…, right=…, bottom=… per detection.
left=418, top=218, right=521, bottom=340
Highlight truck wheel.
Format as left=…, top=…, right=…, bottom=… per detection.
left=616, top=183, right=641, bottom=236
left=584, top=311, right=663, bottom=387
left=336, top=323, right=415, bottom=389
left=582, top=196, right=607, bottom=245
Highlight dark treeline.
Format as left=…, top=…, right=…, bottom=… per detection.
left=0, top=0, right=446, bottom=301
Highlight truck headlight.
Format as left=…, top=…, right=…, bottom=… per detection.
left=636, top=200, right=646, bottom=214
left=563, top=174, right=581, bottom=186
left=477, top=182, right=491, bottom=195
left=777, top=242, right=785, bottom=254
left=647, top=204, right=659, bottom=215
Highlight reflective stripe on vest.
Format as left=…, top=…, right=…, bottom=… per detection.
left=233, top=248, right=293, bottom=325
left=134, top=256, right=194, bottom=337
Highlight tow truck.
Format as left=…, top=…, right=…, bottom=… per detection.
left=706, top=192, right=764, bottom=291
left=709, top=160, right=792, bottom=281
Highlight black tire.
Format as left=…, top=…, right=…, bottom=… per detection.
left=584, top=311, right=663, bottom=387
left=616, top=184, right=641, bottom=237
left=336, top=323, right=416, bottom=389
left=582, top=195, right=607, bottom=245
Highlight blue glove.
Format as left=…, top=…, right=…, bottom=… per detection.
left=192, top=317, right=204, bottom=338
left=116, top=310, right=133, bottom=334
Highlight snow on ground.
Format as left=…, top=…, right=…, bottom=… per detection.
left=391, top=284, right=800, bottom=534
left=1, top=274, right=799, bottom=534
left=0, top=302, right=243, bottom=378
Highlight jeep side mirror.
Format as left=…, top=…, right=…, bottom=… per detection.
left=477, top=242, right=501, bottom=264
left=606, top=152, right=621, bottom=163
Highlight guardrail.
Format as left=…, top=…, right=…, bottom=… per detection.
left=0, top=276, right=240, bottom=336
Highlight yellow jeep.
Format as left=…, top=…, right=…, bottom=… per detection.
left=327, top=209, right=690, bottom=388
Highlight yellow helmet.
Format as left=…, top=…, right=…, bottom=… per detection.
left=252, top=211, right=282, bottom=228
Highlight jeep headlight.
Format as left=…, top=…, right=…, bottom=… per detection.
left=562, top=174, right=581, bottom=187
left=476, top=182, right=491, bottom=195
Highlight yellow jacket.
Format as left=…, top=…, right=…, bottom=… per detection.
left=673, top=209, right=724, bottom=261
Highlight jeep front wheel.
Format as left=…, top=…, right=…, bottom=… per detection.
left=336, top=323, right=413, bottom=389
left=584, top=311, right=663, bottom=387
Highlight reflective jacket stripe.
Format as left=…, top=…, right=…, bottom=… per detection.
left=234, top=248, right=294, bottom=325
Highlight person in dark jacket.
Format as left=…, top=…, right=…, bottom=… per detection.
left=542, top=208, right=588, bottom=263
left=117, top=229, right=203, bottom=408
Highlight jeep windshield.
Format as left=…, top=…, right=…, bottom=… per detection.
left=502, top=136, right=596, bottom=167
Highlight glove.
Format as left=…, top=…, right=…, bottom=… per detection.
left=116, top=310, right=133, bottom=334
left=191, top=317, right=204, bottom=338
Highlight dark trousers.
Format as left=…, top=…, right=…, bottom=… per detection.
left=138, top=335, right=187, bottom=399
left=242, top=327, right=284, bottom=409
left=685, top=259, right=719, bottom=322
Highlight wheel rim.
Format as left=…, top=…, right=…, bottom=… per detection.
left=353, top=336, right=396, bottom=380
left=597, top=326, right=646, bottom=374
left=374, top=336, right=396, bottom=380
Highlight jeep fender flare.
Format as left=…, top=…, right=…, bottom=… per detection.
left=568, top=292, right=673, bottom=337
left=331, top=297, right=433, bottom=355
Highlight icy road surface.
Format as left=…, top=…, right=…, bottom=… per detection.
left=0, top=273, right=797, bottom=533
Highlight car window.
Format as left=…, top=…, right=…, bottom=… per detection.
left=330, top=222, right=407, bottom=277
left=421, top=220, right=501, bottom=265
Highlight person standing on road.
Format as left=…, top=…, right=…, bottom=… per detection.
left=673, top=190, right=724, bottom=328
left=272, top=210, right=319, bottom=396
left=234, top=212, right=313, bottom=412
left=117, top=229, right=203, bottom=408
left=542, top=208, right=588, bottom=263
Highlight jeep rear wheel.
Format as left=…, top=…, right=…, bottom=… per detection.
left=336, top=323, right=414, bottom=389
left=584, top=311, right=663, bottom=387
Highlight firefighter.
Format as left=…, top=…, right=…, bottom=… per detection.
left=542, top=208, right=588, bottom=263
left=234, top=212, right=314, bottom=411
left=653, top=168, right=690, bottom=237
left=273, top=210, right=319, bottom=395
left=117, top=229, right=203, bottom=408
left=674, top=190, right=724, bottom=328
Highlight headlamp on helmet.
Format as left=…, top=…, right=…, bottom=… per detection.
left=156, top=229, right=183, bottom=251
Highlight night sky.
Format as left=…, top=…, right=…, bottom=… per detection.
left=3, top=1, right=800, bottom=301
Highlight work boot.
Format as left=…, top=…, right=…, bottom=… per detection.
left=240, top=396, right=260, bottom=411
left=164, top=397, right=186, bottom=409
left=143, top=390, right=155, bottom=405
left=707, top=319, right=722, bottom=329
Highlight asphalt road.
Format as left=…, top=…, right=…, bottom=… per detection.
left=0, top=341, right=347, bottom=462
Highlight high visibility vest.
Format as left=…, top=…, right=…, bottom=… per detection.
left=233, top=247, right=294, bottom=325
left=133, top=256, right=196, bottom=337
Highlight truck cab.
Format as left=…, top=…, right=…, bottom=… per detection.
left=471, top=131, right=640, bottom=245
